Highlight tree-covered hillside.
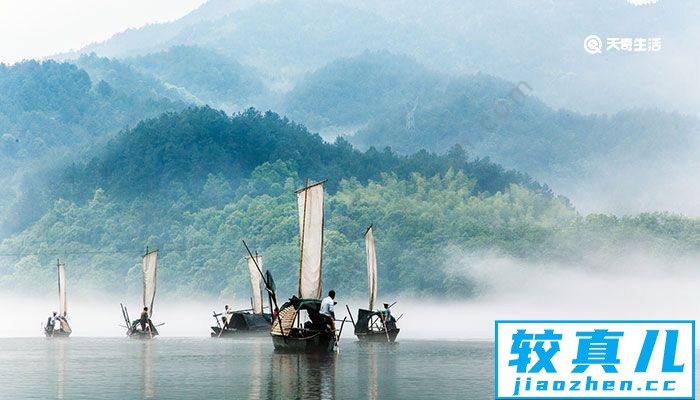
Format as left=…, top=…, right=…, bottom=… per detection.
left=0, top=60, right=182, bottom=164
left=1, top=161, right=698, bottom=300
left=46, top=106, right=545, bottom=208
left=0, top=60, right=186, bottom=236
left=0, top=106, right=697, bottom=301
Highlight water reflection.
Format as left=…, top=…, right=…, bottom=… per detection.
left=357, top=342, right=398, bottom=399
left=250, top=339, right=263, bottom=399
left=55, top=338, right=68, bottom=399
left=267, top=351, right=338, bottom=400
left=142, top=341, right=155, bottom=399
left=3, top=338, right=484, bottom=399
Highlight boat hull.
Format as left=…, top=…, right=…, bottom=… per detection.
left=356, top=328, right=400, bottom=343
left=44, top=329, right=71, bottom=338
left=271, top=332, right=336, bottom=352
left=210, top=326, right=269, bottom=337
left=128, top=330, right=158, bottom=339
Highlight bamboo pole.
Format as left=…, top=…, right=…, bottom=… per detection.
left=381, top=312, right=390, bottom=343
left=345, top=305, right=356, bottom=329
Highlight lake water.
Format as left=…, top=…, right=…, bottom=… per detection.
left=0, top=337, right=493, bottom=399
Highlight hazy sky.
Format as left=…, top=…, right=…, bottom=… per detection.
left=0, top=0, right=207, bottom=64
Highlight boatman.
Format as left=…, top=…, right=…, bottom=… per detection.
left=382, top=302, right=395, bottom=330
left=46, top=311, right=57, bottom=334
left=320, top=290, right=336, bottom=331
left=140, top=307, right=150, bottom=332
left=222, top=305, right=231, bottom=328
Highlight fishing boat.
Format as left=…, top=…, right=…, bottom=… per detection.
left=270, top=179, right=344, bottom=352
left=120, top=248, right=160, bottom=339
left=43, top=260, right=72, bottom=337
left=211, top=255, right=274, bottom=337
left=350, top=226, right=400, bottom=342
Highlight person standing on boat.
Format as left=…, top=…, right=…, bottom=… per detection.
left=46, top=311, right=57, bottom=334
left=382, top=303, right=395, bottom=330
left=139, top=307, right=149, bottom=332
left=383, top=303, right=393, bottom=319
left=221, top=305, right=231, bottom=328
left=320, top=290, right=336, bottom=330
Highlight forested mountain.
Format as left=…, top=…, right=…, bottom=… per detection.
left=51, top=0, right=700, bottom=214
left=1, top=106, right=697, bottom=300
left=0, top=60, right=186, bottom=235
left=285, top=51, right=700, bottom=215
left=2, top=0, right=697, bottom=299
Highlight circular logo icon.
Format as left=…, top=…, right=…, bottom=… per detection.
left=583, top=35, right=603, bottom=55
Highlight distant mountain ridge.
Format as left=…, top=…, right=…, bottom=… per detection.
left=285, top=50, right=700, bottom=215
left=59, top=0, right=700, bottom=116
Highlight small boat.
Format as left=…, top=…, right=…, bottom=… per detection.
left=351, top=226, right=400, bottom=342
left=120, top=248, right=160, bottom=339
left=43, top=260, right=72, bottom=337
left=270, top=179, right=344, bottom=352
left=211, top=256, right=273, bottom=337
left=271, top=296, right=337, bottom=352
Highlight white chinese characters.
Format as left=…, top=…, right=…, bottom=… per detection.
left=584, top=35, right=662, bottom=54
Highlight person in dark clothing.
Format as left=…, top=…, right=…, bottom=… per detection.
left=140, top=307, right=149, bottom=332
left=46, top=311, right=57, bottom=335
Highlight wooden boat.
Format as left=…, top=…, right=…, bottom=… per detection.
left=43, top=260, right=72, bottom=337
left=211, top=312, right=272, bottom=337
left=270, top=179, right=343, bottom=352
left=351, top=226, right=400, bottom=342
left=211, top=260, right=273, bottom=337
left=120, top=248, right=160, bottom=339
left=271, top=297, right=337, bottom=352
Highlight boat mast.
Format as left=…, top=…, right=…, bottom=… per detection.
left=56, top=259, right=62, bottom=317
left=297, top=178, right=310, bottom=298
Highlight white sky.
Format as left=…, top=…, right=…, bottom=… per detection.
left=0, top=0, right=207, bottom=64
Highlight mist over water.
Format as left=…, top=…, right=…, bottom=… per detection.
left=445, top=251, right=700, bottom=337
left=4, top=250, right=698, bottom=339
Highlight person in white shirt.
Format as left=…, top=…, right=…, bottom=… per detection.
left=320, top=290, right=336, bottom=330
left=222, top=305, right=231, bottom=328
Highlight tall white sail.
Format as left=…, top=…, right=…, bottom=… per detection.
left=57, top=261, right=67, bottom=317
left=142, top=250, right=158, bottom=317
left=296, top=181, right=324, bottom=299
left=365, top=226, right=378, bottom=311
left=246, top=254, right=264, bottom=314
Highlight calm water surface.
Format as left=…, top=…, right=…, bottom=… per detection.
left=0, top=337, right=492, bottom=399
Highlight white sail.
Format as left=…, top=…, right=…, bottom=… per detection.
left=365, top=226, right=378, bottom=311
left=296, top=181, right=324, bottom=299
left=57, top=262, right=67, bottom=317
left=142, top=250, right=158, bottom=317
left=246, top=254, right=264, bottom=314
